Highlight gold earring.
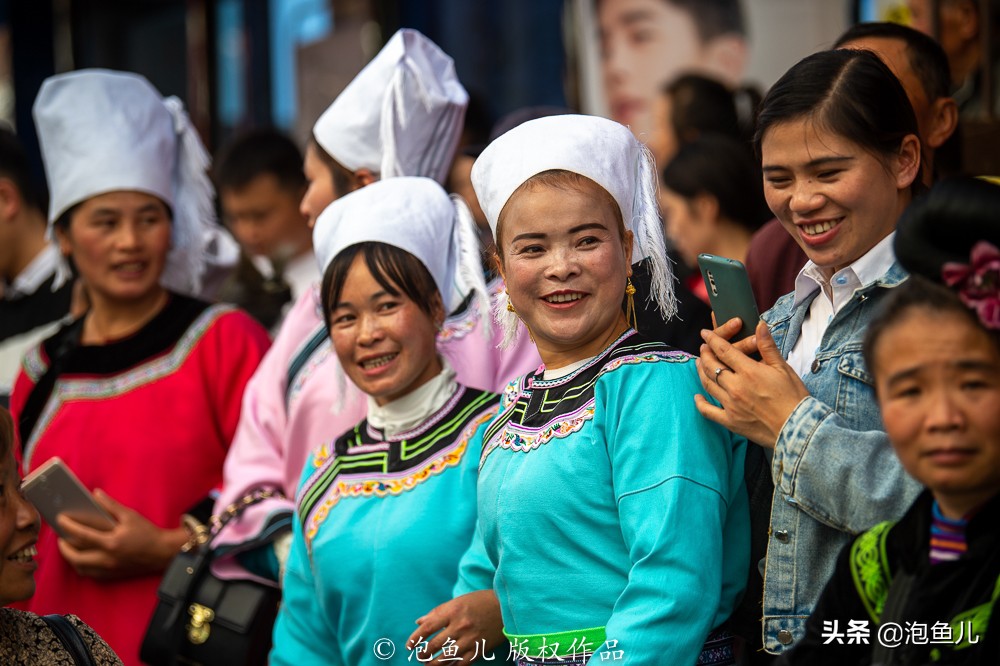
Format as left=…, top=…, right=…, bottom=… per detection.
left=505, top=289, right=516, bottom=314
left=625, top=277, right=637, bottom=330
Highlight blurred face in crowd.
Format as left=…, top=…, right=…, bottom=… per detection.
left=598, top=0, right=745, bottom=139
left=761, top=118, right=919, bottom=274
left=659, top=187, right=715, bottom=267
left=0, top=439, right=41, bottom=606
left=221, top=174, right=310, bottom=261
left=301, top=143, right=340, bottom=229
left=872, top=307, right=1000, bottom=519
left=56, top=191, right=172, bottom=305
left=907, top=0, right=977, bottom=66
left=496, top=175, right=633, bottom=367
left=328, top=254, right=444, bottom=406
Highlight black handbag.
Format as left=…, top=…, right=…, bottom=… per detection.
left=41, top=614, right=97, bottom=666
left=140, top=489, right=284, bottom=666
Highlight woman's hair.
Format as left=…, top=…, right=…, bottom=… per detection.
left=309, top=135, right=355, bottom=196
left=661, top=133, right=771, bottom=233
left=0, top=406, right=12, bottom=462
left=753, top=49, right=922, bottom=195
left=862, top=276, right=1000, bottom=374
left=663, top=74, right=742, bottom=144
left=321, top=241, right=441, bottom=333
left=494, top=169, right=625, bottom=262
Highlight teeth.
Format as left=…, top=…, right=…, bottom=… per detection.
left=361, top=354, right=396, bottom=370
left=8, top=545, right=37, bottom=562
left=117, top=262, right=144, bottom=271
left=802, top=220, right=839, bottom=236
left=545, top=293, right=584, bottom=303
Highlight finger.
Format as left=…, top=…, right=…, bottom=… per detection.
left=57, top=537, right=107, bottom=571
left=755, top=320, right=786, bottom=366
left=694, top=394, right=731, bottom=427
left=712, top=317, right=743, bottom=340
left=408, top=614, right=445, bottom=648
left=731, top=334, right=761, bottom=357
left=57, top=514, right=110, bottom=550
left=93, top=489, right=127, bottom=520
left=701, top=327, right=756, bottom=375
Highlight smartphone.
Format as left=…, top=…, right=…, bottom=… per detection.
left=21, top=457, right=115, bottom=537
left=697, top=254, right=761, bottom=342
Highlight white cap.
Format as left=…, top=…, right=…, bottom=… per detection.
left=33, top=68, right=236, bottom=298
left=312, top=28, right=468, bottom=185
left=471, top=114, right=676, bottom=339
left=314, top=176, right=487, bottom=324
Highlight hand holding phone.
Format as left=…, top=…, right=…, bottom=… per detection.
left=697, top=254, right=761, bottom=342
left=21, top=458, right=116, bottom=538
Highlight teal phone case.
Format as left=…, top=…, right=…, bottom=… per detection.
left=697, top=254, right=760, bottom=342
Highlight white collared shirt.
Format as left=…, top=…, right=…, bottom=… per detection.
left=786, top=232, right=897, bottom=378
left=2, top=243, right=66, bottom=300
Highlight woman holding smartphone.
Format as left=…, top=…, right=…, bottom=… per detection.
left=450, top=114, right=749, bottom=666
left=9, top=70, right=270, bottom=664
left=696, top=48, right=925, bottom=655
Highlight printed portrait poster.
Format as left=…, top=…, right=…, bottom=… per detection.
left=595, top=0, right=749, bottom=141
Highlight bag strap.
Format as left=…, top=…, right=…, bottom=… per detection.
left=184, top=487, right=284, bottom=553
left=41, top=614, right=97, bottom=666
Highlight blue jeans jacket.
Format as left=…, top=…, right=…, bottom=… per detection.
left=760, top=261, right=923, bottom=653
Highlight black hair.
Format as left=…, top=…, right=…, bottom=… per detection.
left=862, top=276, right=1000, bottom=376
left=834, top=21, right=952, bottom=100
left=321, top=242, right=441, bottom=335
left=661, top=133, right=770, bottom=233
left=664, top=74, right=742, bottom=145
left=214, top=128, right=306, bottom=194
left=754, top=49, right=922, bottom=195
left=0, top=126, right=47, bottom=216
left=666, top=0, right=746, bottom=41
left=309, top=135, right=354, bottom=197
left=0, top=406, right=11, bottom=462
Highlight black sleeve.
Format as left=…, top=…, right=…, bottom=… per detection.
left=775, top=539, right=875, bottom=666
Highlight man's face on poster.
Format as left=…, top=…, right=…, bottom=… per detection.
left=598, top=0, right=746, bottom=140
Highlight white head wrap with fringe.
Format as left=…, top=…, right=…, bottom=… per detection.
left=312, top=28, right=467, bottom=185
left=471, top=114, right=676, bottom=347
left=33, top=68, right=235, bottom=299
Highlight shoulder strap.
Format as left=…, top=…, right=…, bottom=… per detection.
left=41, top=614, right=96, bottom=666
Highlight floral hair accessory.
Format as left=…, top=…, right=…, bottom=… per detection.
left=941, top=241, right=1000, bottom=330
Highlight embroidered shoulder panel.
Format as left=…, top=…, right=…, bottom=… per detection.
left=480, top=331, right=689, bottom=468
left=22, top=344, right=48, bottom=383
left=22, top=304, right=236, bottom=467
left=298, top=388, right=499, bottom=551
left=850, top=520, right=895, bottom=624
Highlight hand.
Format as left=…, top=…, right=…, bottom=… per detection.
left=57, top=490, right=188, bottom=580
left=407, top=590, right=504, bottom=664
left=695, top=318, right=810, bottom=448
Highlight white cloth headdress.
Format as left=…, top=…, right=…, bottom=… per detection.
left=312, top=28, right=468, bottom=184
left=314, top=176, right=488, bottom=330
left=33, top=68, right=237, bottom=298
left=471, top=113, right=676, bottom=346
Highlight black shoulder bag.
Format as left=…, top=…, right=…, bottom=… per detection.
left=41, top=614, right=97, bottom=666
left=140, top=489, right=284, bottom=666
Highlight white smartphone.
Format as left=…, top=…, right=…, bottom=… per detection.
left=21, top=457, right=115, bottom=537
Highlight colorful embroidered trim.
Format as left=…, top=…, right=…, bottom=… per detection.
left=22, top=344, right=47, bottom=383
left=22, top=304, right=235, bottom=467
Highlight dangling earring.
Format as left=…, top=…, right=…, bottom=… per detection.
left=505, top=289, right=516, bottom=314
left=625, top=277, right=637, bottom=330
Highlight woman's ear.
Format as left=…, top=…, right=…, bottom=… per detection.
left=622, top=229, right=634, bottom=267
left=895, top=134, right=922, bottom=190
left=353, top=168, right=377, bottom=190
left=54, top=223, right=72, bottom=258
left=431, top=291, right=447, bottom=329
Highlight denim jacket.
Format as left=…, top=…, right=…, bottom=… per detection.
left=760, top=260, right=923, bottom=654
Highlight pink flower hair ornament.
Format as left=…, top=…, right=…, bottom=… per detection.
left=941, top=241, right=1000, bottom=330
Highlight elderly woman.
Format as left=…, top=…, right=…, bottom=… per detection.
left=778, top=178, right=1000, bottom=664
left=449, top=114, right=750, bottom=666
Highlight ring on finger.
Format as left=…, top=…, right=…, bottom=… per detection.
left=714, top=366, right=727, bottom=384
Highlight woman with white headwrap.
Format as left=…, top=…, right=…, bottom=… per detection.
left=211, top=29, right=540, bottom=588
left=452, top=114, right=750, bottom=665
left=270, top=177, right=503, bottom=665
left=9, top=70, right=271, bottom=664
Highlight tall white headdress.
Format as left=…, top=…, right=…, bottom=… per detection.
left=314, top=176, right=488, bottom=333
left=33, top=69, right=235, bottom=298
left=312, top=28, right=468, bottom=185
left=471, top=113, right=676, bottom=345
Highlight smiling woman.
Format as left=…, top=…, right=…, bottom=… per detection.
left=0, top=407, right=123, bottom=664
left=454, top=113, right=750, bottom=666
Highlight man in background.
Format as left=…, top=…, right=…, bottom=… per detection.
left=598, top=0, right=748, bottom=139
left=0, top=127, right=70, bottom=406
left=214, top=128, right=315, bottom=332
